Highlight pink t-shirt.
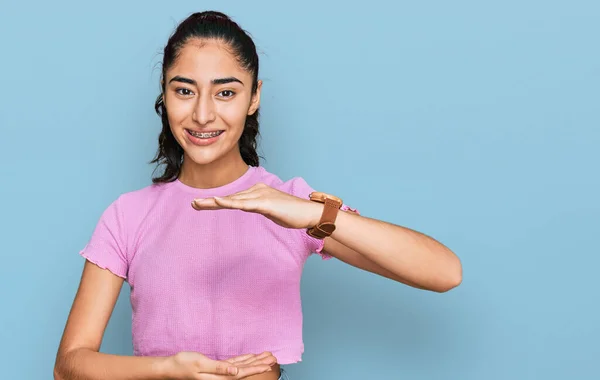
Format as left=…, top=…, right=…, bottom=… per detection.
left=79, top=166, right=355, bottom=364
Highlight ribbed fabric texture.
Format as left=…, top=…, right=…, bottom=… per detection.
left=79, top=166, right=353, bottom=364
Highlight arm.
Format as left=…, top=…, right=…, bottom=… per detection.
left=192, top=183, right=462, bottom=293
left=319, top=236, right=428, bottom=289
left=54, top=260, right=172, bottom=380
left=54, top=261, right=275, bottom=380
left=320, top=210, right=462, bottom=293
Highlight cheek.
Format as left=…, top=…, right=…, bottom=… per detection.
left=165, top=99, right=192, bottom=125
left=217, top=101, right=250, bottom=131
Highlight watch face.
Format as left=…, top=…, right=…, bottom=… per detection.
left=310, top=191, right=343, bottom=204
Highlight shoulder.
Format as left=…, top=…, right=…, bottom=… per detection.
left=81, top=183, right=173, bottom=275
left=117, top=181, right=170, bottom=206
left=101, top=181, right=175, bottom=224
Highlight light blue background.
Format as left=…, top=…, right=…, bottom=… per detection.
left=1, top=1, right=598, bottom=379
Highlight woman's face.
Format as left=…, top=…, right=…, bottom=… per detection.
left=163, top=39, right=261, bottom=166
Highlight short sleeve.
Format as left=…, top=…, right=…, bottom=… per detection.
left=79, top=197, right=129, bottom=279
left=289, top=177, right=360, bottom=260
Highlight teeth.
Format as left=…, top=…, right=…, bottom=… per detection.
left=189, top=130, right=223, bottom=139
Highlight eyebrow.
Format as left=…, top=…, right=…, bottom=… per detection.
left=168, top=75, right=244, bottom=86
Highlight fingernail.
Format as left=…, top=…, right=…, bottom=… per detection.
left=227, top=367, right=238, bottom=375
left=193, top=198, right=203, bottom=202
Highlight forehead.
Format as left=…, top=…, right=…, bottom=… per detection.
left=167, top=39, right=249, bottom=82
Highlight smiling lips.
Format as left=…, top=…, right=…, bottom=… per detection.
left=187, top=129, right=224, bottom=139
left=185, top=128, right=225, bottom=146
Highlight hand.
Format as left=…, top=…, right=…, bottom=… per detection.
left=164, top=351, right=277, bottom=379
left=192, top=183, right=322, bottom=229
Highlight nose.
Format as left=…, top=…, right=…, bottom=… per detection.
left=192, top=94, right=216, bottom=125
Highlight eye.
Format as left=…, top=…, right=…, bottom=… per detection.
left=217, top=90, right=236, bottom=98
left=175, top=88, right=194, bottom=97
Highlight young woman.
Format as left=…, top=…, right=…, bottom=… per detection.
left=54, top=10, right=462, bottom=380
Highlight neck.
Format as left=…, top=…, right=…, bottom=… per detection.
left=178, top=151, right=250, bottom=190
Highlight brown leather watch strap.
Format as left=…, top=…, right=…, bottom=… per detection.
left=307, top=193, right=342, bottom=239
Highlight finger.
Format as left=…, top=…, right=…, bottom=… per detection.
left=254, top=351, right=274, bottom=360
left=241, top=356, right=277, bottom=368
left=225, top=353, right=256, bottom=364
left=225, top=351, right=272, bottom=365
left=223, top=181, right=266, bottom=198
left=191, top=198, right=220, bottom=210
left=234, top=364, right=273, bottom=379
left=213, top=196, right=260, bottom=212
left=242, top=182, right=271, bottom=195
left=227, top=192, right=260, bottom=201
left=196, top=358, right=239, bottom=376
left=236, top=352, right=277, bottom=367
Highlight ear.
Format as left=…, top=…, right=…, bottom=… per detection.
left=247, top=80, right=262, bottom=116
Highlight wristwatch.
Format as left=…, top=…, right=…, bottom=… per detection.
left=306, top=191, right=343, bottom=239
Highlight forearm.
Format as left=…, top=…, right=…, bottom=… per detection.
left=330, top=210, right=462, bottom=291
left=55, top=348, right=170, bottom=380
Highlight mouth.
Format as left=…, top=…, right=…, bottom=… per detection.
left=186, top=129, right=224, bottom=139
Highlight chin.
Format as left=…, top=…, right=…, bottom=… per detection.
left=184, top=143, right=242, bottom=167
left=184, top=150, right=223, bottom=166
